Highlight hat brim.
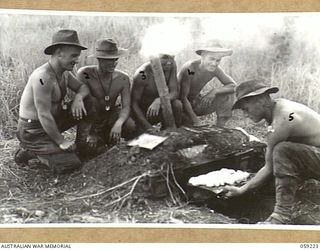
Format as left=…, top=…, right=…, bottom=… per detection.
left=196, top=47, right=233, bottom=56
left=232, top=86, right=279, bottom=110
left=88, top=48, right=127, bottom=59
left=44, top=43, right=87, bottom=55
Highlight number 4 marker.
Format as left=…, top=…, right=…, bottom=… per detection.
left=187, top=69, right=195, bottom=75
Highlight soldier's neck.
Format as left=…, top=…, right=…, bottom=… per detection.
left=265, top=101, right=276, bottom=125
left=198, top=61, right=215, bottom=74
left=49, top=58, right=65, bottom=77
left=97, top=66, right=113, bottom=77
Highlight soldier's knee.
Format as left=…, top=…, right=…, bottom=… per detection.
left=83, top=94, right=97, bottom=118
left=123, top=118, right=138, bottom=139
left=273, top=142, right=291, bottom=159
left=172, top=100, right=183, bottom=112
left=273, top=142, right=295, bottom=176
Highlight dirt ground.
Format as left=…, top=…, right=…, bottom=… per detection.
left=0, top=115, right=319, bottom=225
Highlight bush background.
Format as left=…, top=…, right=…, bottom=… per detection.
left=1, top=12, right=320, bottom=138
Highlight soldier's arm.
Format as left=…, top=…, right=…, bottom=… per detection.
left=75, top=68, right=96, bottom=138
left=131, top=72, right=153, bottom=130
left=32, top=74, right=65, bottom=145
left=166, top=59, right=179, bottom=100
left=179, top=65, right=200, bottom=124
left=67, top=71, right=90, bottom=99
left=117, top=75, right=131, bottom=126
left=67, top=71, right=90, bottom=119
left=238, top=112, right=294, bottom=194
left=211, top=66, right=236, bottom=95
left=76, top=67, right=89, bottom=85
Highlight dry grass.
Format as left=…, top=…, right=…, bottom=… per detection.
left=1, top=14, right=319, bottom=139
left=0, top=14, right=319, bottom=224
left=0, top=136, right=239, bottom=224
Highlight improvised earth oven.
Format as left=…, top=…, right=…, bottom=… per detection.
left=134, top=125, right=320, bottom=224
left=142, top=126, right=266, bottom=198
left=131, top=125, right=273, bottom=223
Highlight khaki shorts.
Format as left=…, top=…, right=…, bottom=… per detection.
left=17, top=117, right=81, bottom=174
left=16, top=97, right=95, bottom=173
left=192, top=92, right=235, bottom=118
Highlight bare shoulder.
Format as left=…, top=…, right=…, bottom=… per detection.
left=77, top=65, right=96, bottom=75
left=273, top=98, right=312, bottom=128
left=30, top=64, right=55, bottom=89
left=180, top=59, right=199, bottom=73
left=134, top=62, right=150, bottom=77
left=114, top=69, right=129, bottom=81
left=133, top=62, right=151, bottom=85
left=276, top=98, right=318, bottom=116
left=213, top=65, right=225, bottom=74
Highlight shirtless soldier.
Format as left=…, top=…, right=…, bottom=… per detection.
left=131, top=54, right=182, bottom=132
left=179, top=41, right=236, bottom=127
left=15, top=29, right=92, bottom=174
left=76, top=39, right=134, bottom=157
left=223, top=80, right=320, bottom=224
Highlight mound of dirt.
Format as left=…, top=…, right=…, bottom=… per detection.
left=1, top=125, right=319, bottom=225
left=1, top=125, right=258, bottom=224
left=81, top=126, right=263, bottom=185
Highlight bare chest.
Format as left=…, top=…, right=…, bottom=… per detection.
left=51, top=77, right=67, bottom=102
left=143, top=72, right=171, bottom=96
left=189, top=71, right=216, bottom=95
left=88, top=73, right=123, bottom=101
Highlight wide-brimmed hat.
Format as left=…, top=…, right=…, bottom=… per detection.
left=232, top=80, right=279, bottom=110
left=44, top=29, right=87, bottom=55
left=196, top=40, right=233, bottom=57
left=88, top=39, right=127, bottom=59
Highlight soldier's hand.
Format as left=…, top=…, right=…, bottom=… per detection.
left=71, top=94, right=87, bottom=120
left=221, top=185, right=243, bottom=199
left=192, top=117, right=202, bottom=127
left=110, top=122, right=122, bottom=144
left=200, top=94, right=215, bottom=110
left=59, top=140, right=76, bottom=152
left=147, top=98, right=161, bottom=118
left=146, top=125, right=160, bottom=133
left=171, top=59, right=177, bottom=71
left=86, top=134, right=99, bottom=148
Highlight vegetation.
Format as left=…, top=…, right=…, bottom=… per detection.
left=0, top=13, right=319, bottom=223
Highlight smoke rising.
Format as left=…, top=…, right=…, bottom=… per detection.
left=139, top=18, right=192, bottom=57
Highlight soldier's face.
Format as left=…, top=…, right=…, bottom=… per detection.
left=57, top=46, right=81, bottom=71
left=240, top=96, right=265, bottom=123
left=98, top=58, right=119, bottom=73
left=201, top=52, right=222, bottom=72
left=159, top=54, right=175, bottom=71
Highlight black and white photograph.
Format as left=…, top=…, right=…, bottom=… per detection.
left=0, top=9, right=320, bottom=226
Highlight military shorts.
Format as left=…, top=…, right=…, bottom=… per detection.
left=16, top=100, right=95, bottom=173
left=273, top=141, right=320, bottom=180
left=192, top=92, right=235, bottom=118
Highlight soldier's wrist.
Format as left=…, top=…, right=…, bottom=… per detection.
left=56, top=137, right=65, bottom=146
left=239, top=185, right=249, bottom=195
left=154, top=97, right=161, bottom=103
left=75, top=93, right=84, bottom=100
left=115, top=119, right=124, bottom=127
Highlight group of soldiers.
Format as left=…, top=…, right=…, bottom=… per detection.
left=15, top=29, right=237, bottom=171
left=14, top=29, right=320, bottom=225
